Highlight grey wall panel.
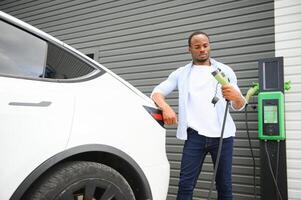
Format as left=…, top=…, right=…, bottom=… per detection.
left=1, top=0, right=275, bottom=199
left=275, top=0, right=301, bottom=199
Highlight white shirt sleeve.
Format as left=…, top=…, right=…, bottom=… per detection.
left=228, top=68, right=247, bottom=111
left=151, top=69, right=179, bottom=98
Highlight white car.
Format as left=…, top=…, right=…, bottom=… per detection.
left=0, top=11, right=169, bottom=200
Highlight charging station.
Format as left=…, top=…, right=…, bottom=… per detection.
left=258, top=57, right=288, bottom=200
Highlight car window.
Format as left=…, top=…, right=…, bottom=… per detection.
left=0, top=20, right=47, bottom=78
left=0, top=20, right=97, bottom=80
left=44, top=43, right=95, bottom=79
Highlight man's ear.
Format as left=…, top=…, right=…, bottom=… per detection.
left=187, top=47, right=191, bottom=53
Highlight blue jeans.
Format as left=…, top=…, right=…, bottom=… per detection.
left=177, top=128, right=234, bottom=200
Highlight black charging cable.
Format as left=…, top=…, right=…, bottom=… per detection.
left=208, top=102, right=258, bottom=200
left=207, top=100, right=229, bottom=199
left=244, top=104, right=257, bottom=199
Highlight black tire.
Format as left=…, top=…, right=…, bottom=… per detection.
left=24, top=161, right=136, bottom=200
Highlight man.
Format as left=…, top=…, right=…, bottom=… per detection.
left=151, top=31, right=246, bottom=200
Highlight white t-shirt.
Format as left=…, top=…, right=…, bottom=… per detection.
left=187, top=65, right=222, bottom=137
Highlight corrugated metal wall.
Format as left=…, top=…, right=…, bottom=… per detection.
left=0, top=0, right=276, bottom=199
left=274, top=0, right=301, bottom=199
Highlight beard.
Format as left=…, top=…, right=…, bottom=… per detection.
left=193, top=54, right=209, bottom=64
left=196, top=57, right=208, bottom=62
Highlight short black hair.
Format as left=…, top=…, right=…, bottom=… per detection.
left=188, top=31, right=210, bottom=46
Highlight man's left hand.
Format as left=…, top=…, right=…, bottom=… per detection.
left=222, top=84, right=246, bottom=110
left=221, top=84, right=240, bottom=101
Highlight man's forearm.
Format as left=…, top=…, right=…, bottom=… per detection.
left=152, top=92, right=171, bottom=110
left=152, top=92, right=177, bottom=125
left=232, top=95, right=246, bottom=110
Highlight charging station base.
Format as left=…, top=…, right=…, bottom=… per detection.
left=260, top=140, right=288, bottom=200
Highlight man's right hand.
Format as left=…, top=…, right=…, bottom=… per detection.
left=151, top=92, right=177, bottom=125
left=162, top=106, right=177, bottom=125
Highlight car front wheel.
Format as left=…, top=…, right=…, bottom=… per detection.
left=24, top=161, right=136, bottom=200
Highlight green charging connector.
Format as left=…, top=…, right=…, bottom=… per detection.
left=212, top=69, right=229, bottom=86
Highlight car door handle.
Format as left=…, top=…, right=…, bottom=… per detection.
left=8, top=101, right=52, bottom=107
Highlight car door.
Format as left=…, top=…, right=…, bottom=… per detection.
left=0, top=19, right=74, bottom=199
left=0, top=77, right=74, bottom=185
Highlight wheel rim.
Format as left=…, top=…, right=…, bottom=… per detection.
left=55, top=178, right=126, bottom=200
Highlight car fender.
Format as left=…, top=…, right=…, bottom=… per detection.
left=10, top=144, right=152, bottom=200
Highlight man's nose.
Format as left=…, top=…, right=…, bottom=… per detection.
left=199, top=47, right=206, bottom=52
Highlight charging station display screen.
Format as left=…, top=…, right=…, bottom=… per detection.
left=264, top=105, right=278, bottom=123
